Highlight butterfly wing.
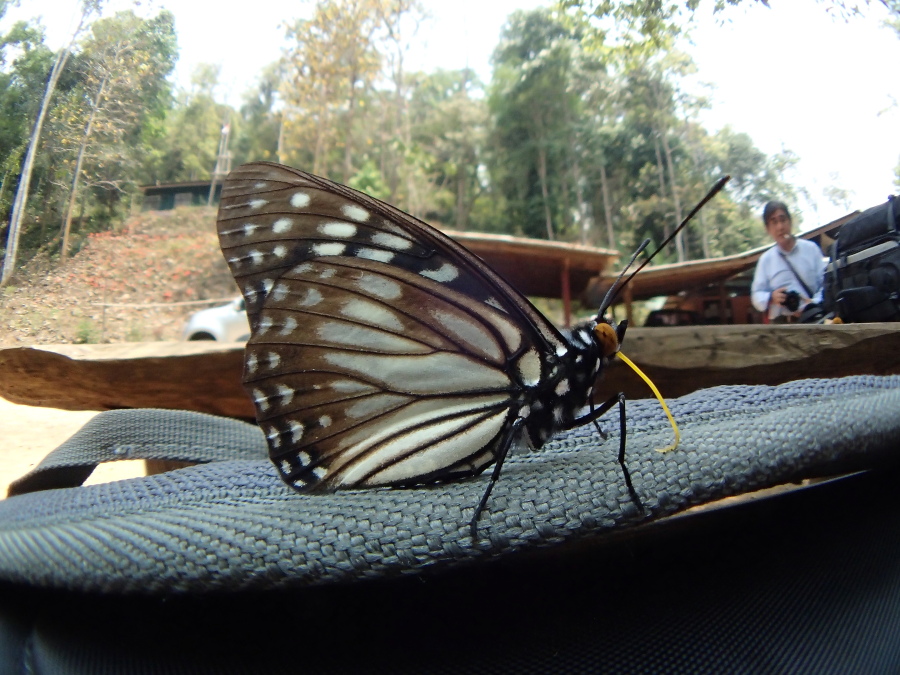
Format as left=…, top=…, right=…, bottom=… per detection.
left=216, top=162, right=568, bottom=491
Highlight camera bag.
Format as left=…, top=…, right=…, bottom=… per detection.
left=824, top=195, right=900, bottom=322
left=2, top=376, right=900, bottom=672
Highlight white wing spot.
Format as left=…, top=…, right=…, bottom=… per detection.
left=273, top=244, right=287, bottom=258
left=267, top=351, right=281, bottom=369
left=341, top=299, right=404, bottom=331
left=312, top=466, right=328, bottom=479
left=430, top=307, right=502, bottom=362
left=357, top=248, right=394, bottom=263
left=298, top=288, right=323, bottom=307
left=485, top=297, right=507, bottom=313
left=276, top=383, right=294, bottom=406
left=320, top=222, right=357, bottom=238
left=250, top=199, right=267, bottom=209
left=254, top=181, right=267, bottom=189
left=273, top=218, right=293, bottom=234
left=291, top=192, right=311, bottom=208
left=249, top=250, right=264, bottom=266
left=313, top=243, right=345, bottom=257
left=319, top=268, right=336, bottom=279
left=331, top=380, right=372, bottom=393
left=253, top=388, right=270, bottom=412
left=280, top=459, right=291, bottom=474
left=258, top=316, right=273, bottom=334
left=518, top=405, right=531, bottom=419
left=553, top=406, right=564, bottom=423
left=516, top=349, right=542, bottom=387
left=280, top=316, right=298, bottom=335
left=371, top=232, right=412, bottom=250
left=292, top=262, right=313, bottom=275
left=292, top=478, right=307, bottom=488
left=319, top=415, right=332, bottom=428
left=420, top=263, right=459, bottom=282
left=297, top=451, right=311, bottom=466
left=555, top=379, right=570, bottom=396
left=289, top=420, right=304, bottom=443
left=556, top=344, right=568, bottom=357
left=273, top=283, right=288, bottom=302
left=358, top=273, right=401, bottom=299
left=242, top=223, right=259, bottom=237
left=341, top=204, right=370, bottom=222
left=246, top=352, right=258, bottom=374
left=262, top=279, right=274, bottom=294
left=266, top=426, right=281, bottom=449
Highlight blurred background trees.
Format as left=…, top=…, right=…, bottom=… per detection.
left=2, top=0, right=883, bottom=279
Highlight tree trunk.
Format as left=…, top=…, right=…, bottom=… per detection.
left=653, top=137, right=670, bottom=240
left=600, top=163, right=615, bottom=250
left=61, top=75, right=108, bottom=264
left=455, top=165, right=467, bottom=230
left=343, top=70, right=357, bottom=182
left=0, top=10, right=88, bottom=286
left=537, top=143, right=554, bottom=240
left=661, top=130, right=685, bottom=262
left=699, top=209, right=711, bottom=259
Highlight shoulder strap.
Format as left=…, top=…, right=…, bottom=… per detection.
left=6, top=408, right=267, bottom=496
left=778, top=246, right=815, bottom=298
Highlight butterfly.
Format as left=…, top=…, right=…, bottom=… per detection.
left=216, top=162, right=727, bottom=537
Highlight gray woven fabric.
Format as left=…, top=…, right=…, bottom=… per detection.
left=0, top=375, right=898, bottom=594
left=7, top=408, right=268, bottom=496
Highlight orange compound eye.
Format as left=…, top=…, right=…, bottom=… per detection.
left=593, top=322, right=620, bottom=358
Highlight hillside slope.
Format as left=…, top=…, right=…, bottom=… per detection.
left=0, top=207, right=240, bottom=345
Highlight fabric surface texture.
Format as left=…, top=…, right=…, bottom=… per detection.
left=0, top=375, right=898, bottom=594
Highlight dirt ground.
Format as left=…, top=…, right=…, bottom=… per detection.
left=0, top=396, right=145, bottom=499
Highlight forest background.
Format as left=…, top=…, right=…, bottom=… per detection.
left=1, top=0, right=899, bottom=282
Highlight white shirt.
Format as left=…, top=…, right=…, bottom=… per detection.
left=751, top=238, right=826, bottom=320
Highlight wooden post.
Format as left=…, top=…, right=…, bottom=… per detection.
left=561, top=258, right=571, bottom=327
left=718, top=281, right=728, bottom=325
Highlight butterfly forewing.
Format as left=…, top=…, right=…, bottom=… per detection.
left=218, top=163, right=563, bottom=350
left=216, top=162, right=570, bottom=493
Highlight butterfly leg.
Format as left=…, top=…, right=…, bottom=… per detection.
left=572, top=393, right=642, bottom=510
left=470, top=416, right=526, bottom=541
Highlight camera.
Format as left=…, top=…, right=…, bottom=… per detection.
left=782, top=290, right=801, bottom=312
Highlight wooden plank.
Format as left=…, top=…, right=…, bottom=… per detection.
left=601, top=324, right=900, bottom=400
left=2, top=324, right=899, bottom=418
left=0, top=342, right=253, bottom=419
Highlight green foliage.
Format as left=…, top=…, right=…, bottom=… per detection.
left=1, top=0, right=823, bottom=281
left=74, top=318, right=100, bottom=343
left=348, top=160, right=390, bottom=200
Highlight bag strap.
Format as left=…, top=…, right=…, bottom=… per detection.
left=778, top=247, right=815, bottom=299
left=7, top=408, right=267, bottom=496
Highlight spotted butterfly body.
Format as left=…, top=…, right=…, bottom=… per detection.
left=215, top=162, right=621, bottom=498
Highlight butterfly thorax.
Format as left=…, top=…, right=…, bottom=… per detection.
left=521, top=319, right=606, bottom=449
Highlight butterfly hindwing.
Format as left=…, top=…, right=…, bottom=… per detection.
left=216, top=162, right=569, bottom=492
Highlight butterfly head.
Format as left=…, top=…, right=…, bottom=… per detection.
left=593, top=318, right=627, bottom=359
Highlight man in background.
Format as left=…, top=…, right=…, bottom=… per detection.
left=751, top=201, right=826, bottom=323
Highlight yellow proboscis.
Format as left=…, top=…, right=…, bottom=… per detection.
left=615, top=351, right=680, bottom=453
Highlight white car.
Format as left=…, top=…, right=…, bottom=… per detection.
left=182, top=297, right=250, bottom=342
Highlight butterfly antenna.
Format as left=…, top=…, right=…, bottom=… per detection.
left=598, top=175, right=731, bottom=318
left=597, top=239, right=650, bottom=319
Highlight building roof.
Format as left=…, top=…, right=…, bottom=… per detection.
left=442, top=229, right=617, bottom=299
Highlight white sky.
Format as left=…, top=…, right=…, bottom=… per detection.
left=4, top=0, right=899, bottom=228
